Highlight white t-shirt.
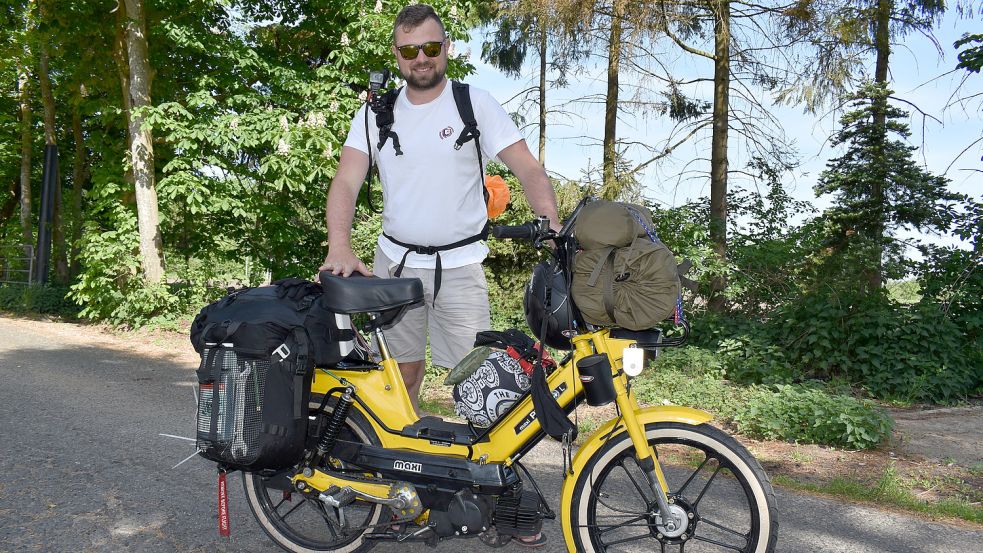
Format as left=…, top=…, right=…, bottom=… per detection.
left=343, top=81, right=523, bottom=269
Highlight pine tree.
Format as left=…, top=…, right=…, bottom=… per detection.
left=814, top=82, right=964, bottom=289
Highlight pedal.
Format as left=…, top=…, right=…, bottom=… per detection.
left=318, top=485, right=356, bottom=508
left=318, top=486, right=358, bottom=528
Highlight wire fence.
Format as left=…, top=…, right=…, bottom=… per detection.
left=0, top=245, right=34, bottom=286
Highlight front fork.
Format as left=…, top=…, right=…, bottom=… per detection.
left=574, top=332, right=686, bottom=535
left=615, top=384, right=685, bottom=534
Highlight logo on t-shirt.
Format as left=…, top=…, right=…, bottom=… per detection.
left=439, top=126, right=454, bottom=139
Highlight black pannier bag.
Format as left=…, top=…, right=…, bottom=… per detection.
left=189, top=282, right=361, bottom=472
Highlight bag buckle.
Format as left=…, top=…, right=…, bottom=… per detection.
left=273, top=343, right=291, bottom=362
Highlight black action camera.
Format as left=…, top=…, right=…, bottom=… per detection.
left=367, top=68, right=391, bottom=113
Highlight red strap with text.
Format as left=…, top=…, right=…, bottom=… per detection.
left=218, top=471, right=231, bottom=537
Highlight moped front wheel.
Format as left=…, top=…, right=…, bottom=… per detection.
left=242, top=397, right=385, bottom=553
left=568, top=422, right=778, bottom=552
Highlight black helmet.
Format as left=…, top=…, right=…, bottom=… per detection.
left=524, top=261, right=578, bottom=350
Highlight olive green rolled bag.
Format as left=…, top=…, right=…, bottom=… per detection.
left=571, top=201, right=681, bottom=331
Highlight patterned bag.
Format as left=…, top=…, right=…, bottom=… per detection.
left=453, top=350, right=531, bottom=427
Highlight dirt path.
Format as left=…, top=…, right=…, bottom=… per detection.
left=890, top=405, right=983, bottom=467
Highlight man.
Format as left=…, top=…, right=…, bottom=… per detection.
left=319, top=5, right=559, bottom=424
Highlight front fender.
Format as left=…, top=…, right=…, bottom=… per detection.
left=559, top=405, right=713, bottom=552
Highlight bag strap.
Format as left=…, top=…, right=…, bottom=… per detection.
left=587, top=246, right=616, bottom=288
left=532, top=264, right=577, bottom=442
left=207, top=347, right=224, bottom=442
left=451, top=81, right=489, bottom=206
left=382, top=220, right=490, bottom=304
left=287, top=327, right=311, bottom=420
left=362, top=87, right=403, bottom=214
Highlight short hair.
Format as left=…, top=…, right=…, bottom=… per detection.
left=393, top=4, right=446, bottom=41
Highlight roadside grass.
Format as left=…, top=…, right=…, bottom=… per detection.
left=772, top=465, right=983, bottom=525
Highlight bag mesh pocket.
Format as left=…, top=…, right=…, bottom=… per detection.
left=196, top=346, right=269, bottom=465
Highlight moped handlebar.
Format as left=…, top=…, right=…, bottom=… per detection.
left=491, top=221, right=541, bottom=241
left=491, top=215, right=555, bottom=243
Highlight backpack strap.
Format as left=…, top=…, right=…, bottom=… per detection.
left=374, top=87, right=403, bottom=155
left=451, top=81, right=489, bottom=205
left=375, top=82, right=491, bottom=305
left=452, top=81, right=481, bottom=151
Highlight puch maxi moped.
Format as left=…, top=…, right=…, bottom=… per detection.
left=241, top=198, right=779, bottom=552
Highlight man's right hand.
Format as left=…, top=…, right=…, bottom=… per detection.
left=318, top=250, right=372, bottom=278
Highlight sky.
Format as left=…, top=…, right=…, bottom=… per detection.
left=457, top=10, right=982, bottom=229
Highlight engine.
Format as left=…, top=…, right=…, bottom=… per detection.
left=428, top=489, right=494, bottom=538
left=492, top=488, right=544, bottom=538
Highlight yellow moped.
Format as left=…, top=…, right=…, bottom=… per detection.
left=241, top=200, right=778, bottom=552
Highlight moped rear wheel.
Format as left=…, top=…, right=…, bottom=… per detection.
left=242, top=397, right=385, bottom=553
left=568, top=422, right=778, bottom=552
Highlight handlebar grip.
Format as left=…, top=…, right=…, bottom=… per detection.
left=491, top=223, right=538, bottom=241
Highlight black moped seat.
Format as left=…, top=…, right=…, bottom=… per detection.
left=318, top=271, right=423, bottom=314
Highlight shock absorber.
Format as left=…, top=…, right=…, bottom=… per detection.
left=306, top=387, right=354, bottom=473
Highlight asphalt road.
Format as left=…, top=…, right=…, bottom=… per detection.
left=1, top=315, right=981, bottom=552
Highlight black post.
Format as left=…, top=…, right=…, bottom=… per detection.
left=35, top=144, right=58, bottom=285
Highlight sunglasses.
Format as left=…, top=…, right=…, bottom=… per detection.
left=396, top=40, right=444, bottom=60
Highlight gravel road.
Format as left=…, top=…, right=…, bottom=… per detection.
left=1, top=315, right=981, bottom=552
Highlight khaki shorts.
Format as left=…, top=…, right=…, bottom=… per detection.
left=373, top=246, right=491, bottom=369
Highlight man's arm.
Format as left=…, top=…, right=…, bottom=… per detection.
left=497, top=140, right=560, bottom=230
left=319, top=146, right=373, bottom=277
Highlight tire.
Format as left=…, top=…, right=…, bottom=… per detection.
left=568, top=422, right=778, bottom=552
left=243, top=396, right=385, bottom=553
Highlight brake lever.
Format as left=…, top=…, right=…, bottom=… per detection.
left=531, top=216, right=555, bottom=248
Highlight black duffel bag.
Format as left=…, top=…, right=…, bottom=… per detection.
left=189, top=279, right=362, bottom=472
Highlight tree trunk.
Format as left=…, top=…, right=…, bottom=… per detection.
left=123, top=0, right=165, bottom=283
left=114, top=5, right=135, bottom=189
left=602, top=0, right=625, bottom=199
left=70, top=100, right=88, bottom=278
left=538, top=26, right=547, bottom=164
left=39, top=41, right=69, bottom=283
left=866, top=0, right=892, bottom=291
left=18, top=66, right=33, bottom=249
left=708, top=0, right=730, bottom=312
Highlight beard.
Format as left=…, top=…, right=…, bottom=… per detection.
left=401, top=60, right=446, bottom=91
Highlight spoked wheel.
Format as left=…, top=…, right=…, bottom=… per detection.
left=568, top=422, right=778, bottom=552
left=243, top=397, right=386, bottom=553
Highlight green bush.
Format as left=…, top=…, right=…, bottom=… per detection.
left=770, top=290, right=981, bottom=403
left=650, top=345, right=725, bottom=376
left=633, top=368, right=745, bottom=420
left=632, top=366, right=892, bottom=449
left=736, top=384, right=893, bottom=449
left=717, top=336, right=795, bottom=384
left=0, top=284, right=78, bottom=318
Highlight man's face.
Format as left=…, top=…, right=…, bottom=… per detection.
left=392, top=18, right=447, bottom=91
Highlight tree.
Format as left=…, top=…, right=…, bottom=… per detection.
left=13, top=1, right=35, bottom=249
left=813, top=82, right=965, bottom=289
left=480, top=1, right=583, bottom=164
left=955, top=32, right=983, bottom=74
left=122, top=0, right=164, bottom=283
left=18, top=58, right=33, bottom=248
left=653, top=0, right=807, bottom=310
